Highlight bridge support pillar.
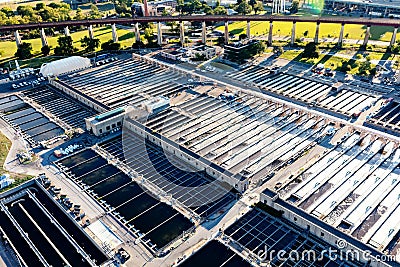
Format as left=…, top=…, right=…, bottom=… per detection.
left=290, top=22, right=296, bottom=46
left=88, top=25, right=94, bottom=39
left=390, top=27, right=398, bottom=47
left=14, top=30, right=22, bottom=47
left=180, top=21, right=185, bottom=46
left=224, top=21, right=229, bottom=44
left=362, top=25, right=371, bottom=47
left=111, top=23, right=118, bottom=42
left=157, top=22, right=162, bottom=46
left=40, top=28, right=48, bottom=47
left=314, top=22, right=320, bottom=44
left=338, top=23, right=345, bottom=47
left=246, top=21, right=251, bottom=39
left=135, top=23, right=141, bottom=43
left=201, top=21, right=206, bottom=44
left=64, top=26, right=70, bottom=36
left=268, top=21, right=273, bottom=45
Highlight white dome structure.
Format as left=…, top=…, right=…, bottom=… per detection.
left=40, top=56, right=91, bottom=77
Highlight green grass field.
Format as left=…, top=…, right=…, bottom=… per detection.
left=216, top=21, right=400, bottom=42
left=278, top=48, right=396, bottom=75
left=0, top=0, right=62, bottom=9
left=0, top=25, right=137, bottom=66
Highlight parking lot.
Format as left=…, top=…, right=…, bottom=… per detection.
left=11, top=77, right=47, bottom=90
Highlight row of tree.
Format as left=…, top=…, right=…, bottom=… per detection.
left=0, top=3, right=103, bottom=26
left=14, top=35, right=122, bottom=60
left=299, top=42, right=377, bottom=77
left=174, top=0, right=264, bottom=15
left=236, top=0, right=264, bottom=15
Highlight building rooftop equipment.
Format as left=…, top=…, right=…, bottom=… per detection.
left=142, top=96, right=170, bottom=114
left=94, top=107, right=125, bottom=122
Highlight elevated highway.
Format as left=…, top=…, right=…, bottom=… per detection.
left=3, top=15, right=400, bottom=53
left=1, top=15, right=400, bottom=31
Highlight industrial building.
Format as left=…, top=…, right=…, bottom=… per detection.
left=0, top=179, right=109, bottom=266
left=224, top=40, right=262, bottom=63
left=227, top=66, right=381, bottom=118
left=189, top=45, right=217, bottom=59
left=277, top=132, right=400, bottom=259
left=366, top=98, right=400, bottom=135
left=1, top=53, right=399, bottom=266
left=39, top=56, right=92, bottom=77
left=0, top=94, right=65, bottom=145
left=323, top=0, right=400, bottom=16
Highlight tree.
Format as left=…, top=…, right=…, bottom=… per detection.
left=356, top=53, right=363, bottom=60
left=1, top=7, right=14, bottom=17
left=239, top=33, right=247, bottom=40
left=253, top=41, right=266, bottom=54
left=217, top=36, right=225, bottom=46
left=80, top=36, right=100, bottom=52
left=237, top=1, right=251, bottom=15
left=342, top=63, right=352, bottom=73
left=35, top=3, right=45, bottom=10
left=273, top=46, right=283, bottom=55
left=166, top=21, right=179, bottom=35
left=54, top=36, right=75, bottom=56
left=390, top=45, right=400, bottom=54
left=192, top=53, right=206, bottom=61
left=101, top=40, right=121, bottom=50
left=41, top=45, right=50, bottom=55
left=144, top=28, right=153, bottom=40
left=290, top=0, right=299, bottom=14
left=48, top=2, right=61, bottom=9
left=181, top=3, right=195, bottom=14
left=253, top=1, right=264, bottom=14
left=226, top=40, right=265, bottom=63
left=16, top=5, right=34, bottom=17
left=74, top=8, right=85, bottom=20
left=132, top=40, right=145, bottom=49
left=214, top=6, right=227, bottom=15
left=203, top=4, right=213, bottom=15
left=15, top=42, right=33, bottom=59
left=358, top=58, right=375, bottom=77
left=249, top=0, right=256, bottom=9
left=302, top=42, right=319, bottom=59
left=89, top=4, right=101, bottom=19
